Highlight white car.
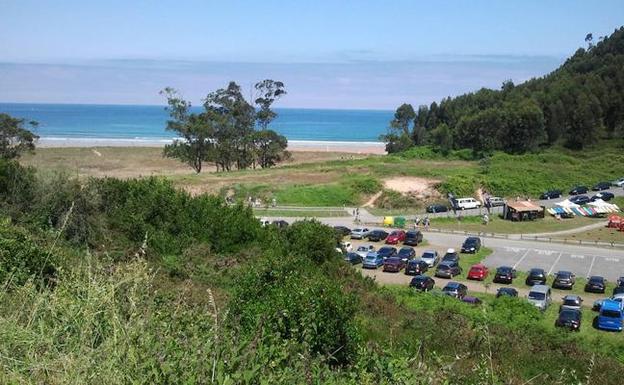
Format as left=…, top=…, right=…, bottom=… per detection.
left=454, top=197, right=482, bottom=210
left=420, top=250, right=440, bottom=267
left=355, top=245, right=375, bottom=259
left=350, top=228, right=370, bottom=239
left=612, top=177, right=624, bottom=187
left=488, top=197, right=506, bottom=207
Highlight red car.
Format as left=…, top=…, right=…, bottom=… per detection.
left=385, top=230, right=406, bottom=245
left=383, top=257, right=406, bottom=273
left=467, top=264, right=489, bottom=281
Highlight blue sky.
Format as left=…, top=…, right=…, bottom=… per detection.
left=0, top=0, right=622, bottom=109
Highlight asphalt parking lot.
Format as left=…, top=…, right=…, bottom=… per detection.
left=482, top=245, right=623, bottom=280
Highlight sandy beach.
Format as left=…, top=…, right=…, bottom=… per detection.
left=37, top=137, right=387, bottom=155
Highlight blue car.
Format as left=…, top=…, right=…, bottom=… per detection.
left=597, top=300, right=624, bottom=332
left=362, top=252, right=384, bottom=269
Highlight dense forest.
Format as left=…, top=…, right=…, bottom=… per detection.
left=382, top=27, right=624, bottom=155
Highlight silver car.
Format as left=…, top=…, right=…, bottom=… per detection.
left=350, top=228, right=370, bottom=239
left=420, top=250, right=440, bottom=267
left=355, top=244, right=375, bottom=259
left=527, top=285, right=552, bottom=311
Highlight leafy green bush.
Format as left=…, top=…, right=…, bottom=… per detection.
left=228, top=255, right=361, bottom=365
left=284, top=219, right=339, bottom=264
left=346, top=175, right=382, bottom=195
left=0, top=220, right=56, bottom=287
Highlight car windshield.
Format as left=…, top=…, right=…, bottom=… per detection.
left=365, top=255, right=376, bottom=260
left=422, top=252, right=434, bottom=258
left=601, top=310, right=622, bottom=318
left=557, top=272, right=571, bottom=279
left=399, top=248, right=412, bottom=255
left=357, top=246, right=368, bottom=251
left=559, top=310, right=578, bottom=320
left=530, top=270, right=543, bottom=277
left=528, top=292, right=546, bottom=300
left=442, top=287, right=456, bottom=292
left=498, top=268, right=511, bottom=274
left=590, top=277, right=603, bottom=284
left=563, top=298, right=579, bottom=306
left=437, top=265, right=450, bottom=271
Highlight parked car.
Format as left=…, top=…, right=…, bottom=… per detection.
left=585, top=276, right=607, bottom=293
left=461, top=237, right=481, bottom=253
left=350, top=227, right=370, bottom=239
left=525, top=268, right=547, bottom=286
left=355, top=245, right=375, bottom=259
left=614, top=286, right=624, bottom=296
left=597, top=300, right=624, bottom=331
left=591, top=192, right=614, bottom=202
left=593, top=293, right=624, bottom=311
left=403, top=230, right=423, bottom=246
left=383, top=257, right=405, bottom=273
left=569, top=186, right=589, bottom=195
left=333, top=226, right=351, bottom=237
left=367, top=229, right=389, bottom=242
left=555, top=309, right=582, bottom=331
left=540, top=190, right=562, bottom=200
left=496, top=287, right=518, bottom=298
left=435, top=261, right=462, bottom=278
left=362, top=252, right=384, bottom=269
left=442, top=248, right=459, bottom=264
left=559, top=295, right=583, bottom=312
left=618, top=276, right=624, bottom=287
left=385, top=230, right=406, bottom=245
left=592, top=181, right=611, bottom=191
left=420, top=250, right=440, bottom=267
left=377, top=246, right=397, bottom=259
left=461, top=296, right=483, bottom=305
left=397, top=246, right=416, bottom=262
left=405, top=259, right=429, bottom=275
left=442, top=282, right=468, bottom=299
left=271, top=220, right=289, bottom=228
left=343, top=252, right=362, bottom=265
left=527, top=285, right=552, bottom=311
left=467, top=264, right=489, bottom=281
left=488, top=196, right=506, bottom=207
left=569, top=195, right=590, bottom=205
left=454, top=197, right=482, bottom=210
left=426, top=204, right=448, bottom=213
left=552, top=271, right=576, bottom=290
left=409, top=275, right=435, bottom=291
left=493, top=266, right=517, bottom=284
left=611, top=177, right=624, bottom=187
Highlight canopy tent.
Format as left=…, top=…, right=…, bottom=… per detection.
left=555, top=199, right=580, bottom=208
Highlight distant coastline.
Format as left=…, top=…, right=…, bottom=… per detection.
left=37, top=137, right=387, bottom=154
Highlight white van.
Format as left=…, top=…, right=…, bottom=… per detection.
left=454, top=198, right=482, bottom=210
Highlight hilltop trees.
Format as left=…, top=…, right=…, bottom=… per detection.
left=0, top=113, right=39, bottom=160
left=382, top=26, right=624, bottom=155
left=162, top=80, right=288, bottom=173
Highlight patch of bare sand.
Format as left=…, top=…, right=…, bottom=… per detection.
left=383, top=177, right=441, bottom=200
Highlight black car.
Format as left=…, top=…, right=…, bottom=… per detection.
left=555, top=309, right=582, bottom=331
left=525, top=268, right=547, bottom=286
left=592, top=181, right=611, bottom=191
left=397, top=246, right=416, bottom=262
left=271, top=220, right=289, bottom=228
left=493, top=266, right=517, bottom=284
left=461, top=237, right=481, bottom=254
left=435, top=261, right=462, bottom=279
left=569, top=186, right=589, bottom=195
left=552, top=271, right=576, bottom=290
left=343, top=252, right=362, bottom=265
left=496, top=287, right=519, bottom=298
left=367, top=230, right=389, bottom=242
left=403, top=230, right=424, bottom=246
left=540, top=190, right=562, bottom=200
left=591, top=192, right=615, bottom=202
left=585, top=276, right=607, bottom=293
left=426, top=204, right=448, bottom=213
left=409, top=275, right=435, bottom=291
left=617, top=276, right=624, bottom=287
left=613, top=286, right=624, bottom=296
left=333, top=226, right=351, bottom=237
left=569, top=195, right=590, bottom=205
left=442, top=282, right=468, bottom=299
left=441, top=250, right=460, bottom=264
left=377, top=246, right=397, bottom=259
left=405, top=259, right=429, bottom=275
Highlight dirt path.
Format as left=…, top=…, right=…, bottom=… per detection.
left=362, top=191, right=383, bottom=207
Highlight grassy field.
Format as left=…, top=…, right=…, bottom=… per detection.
left=21, top=140, right=624, bottom=208
left=253, top=208, right=350, bottom=217
left=429, top=215, right=602, bottom=234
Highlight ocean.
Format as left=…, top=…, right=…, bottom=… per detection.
left=0, top=103, right=391, bottom=143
